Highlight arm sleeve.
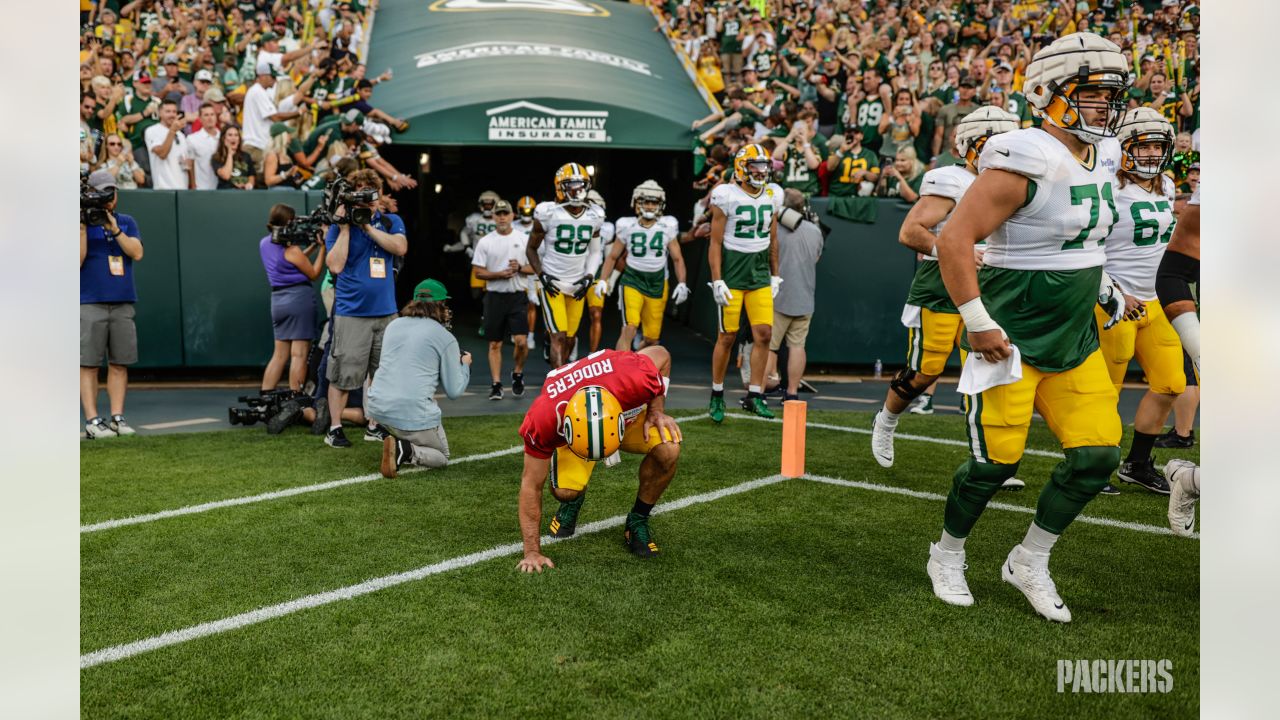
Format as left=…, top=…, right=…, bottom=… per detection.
left=386, top=213, right=406, bottom=235
left=438, top=334, right=471, bottom=400
left=584, top=233, right=603, bottom=277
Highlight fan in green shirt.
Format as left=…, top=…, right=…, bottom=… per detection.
left=826, top=128, right=880, bottom=197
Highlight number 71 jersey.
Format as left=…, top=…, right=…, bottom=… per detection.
left=710, top=181, right=784, bottom=254
left=533, top=201, right=606, bottom=278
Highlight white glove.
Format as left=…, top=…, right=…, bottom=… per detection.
left=770, top=275, right=784, bottom=298
left=593, top=279, right=609, bottom=299
left=709, top=279, right=733, bottom=307
left=464, top=246, right=474, bottom=259
left=671, top=282, right=690, bottom=305
left=1098, top=276, right=1125, bottom=330
left=527, top=284, right=541, bottom=305
left=441, top=240, right=467, bottom=253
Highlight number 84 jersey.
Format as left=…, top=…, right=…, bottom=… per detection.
left=533, top=201, right=606, bottom=279
left=710, top=181, right=783, bottom=290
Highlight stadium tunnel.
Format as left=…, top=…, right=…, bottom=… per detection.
left=363, top=0, right=718, bottom=311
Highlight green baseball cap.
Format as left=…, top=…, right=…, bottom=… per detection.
left=413, top=278, right=450, bottom=302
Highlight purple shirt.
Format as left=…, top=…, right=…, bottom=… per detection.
left=260, top=235, right=310, bottom=288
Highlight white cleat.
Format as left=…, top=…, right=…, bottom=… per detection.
left=1000, top=478, right=1025, bottom=490
left=1165, top=459, right=1200, bottom=538
left=927, top=543, right=974, bottom=607
left=1002, top=545, right=1072, bottom=622
left=870, top=411, right=895, bottom=468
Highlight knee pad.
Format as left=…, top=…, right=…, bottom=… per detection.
left=953, top=457, right=1020, bottom=492
left=1051, top=446, right=1120, bottom=494
left=890, top=368, right=927, bottom=402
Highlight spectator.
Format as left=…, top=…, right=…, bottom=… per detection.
left=80, top=170, right=144, bottom=439
left=878, top=88, right=923, bottom=164
left=191, top=87, right=233, bottom=134
left=145, top=99, right=191, bottom=190
left=826, top=127, right=879, bottom=197
left=259, top=203, right=326, bottom=394
left=89, top=75, right=124, bottom=135
left=180, top=68, right=216, bottom=123
left=932, top=78, right=978, bottom=159
left=777, top=109, right=826, bottom=197
left=264, top=123, right=306, bottom=189
left=350, top=79, right=410, bottom=133
left=367, top=279, right=472, bottom=478
left=158, top=55, right=194, bottom=99
left=242, top=60, right=299, bottom=174
left=322, top=169, right=408, bottom=449
left=81, top=93, right=100, bottom=175
left=115, top=74, right=159, bottom=149
left=471, top=200, right=533, bottom=400
left=213, top=124, right=257, bottom=190
left=95, top=133, right=146, bottom=189
left=716, top=3, right=745, bottom=85
left=877, top=147, right=924, bottom=203
left=766, top=189, right=823, bottom=402
left=187, top=103, right=222, bottom=190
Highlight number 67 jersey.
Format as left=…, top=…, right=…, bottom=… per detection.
left=710, top=180, right=783, bottom=290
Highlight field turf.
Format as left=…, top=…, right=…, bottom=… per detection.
left=81, top=409, right=1199, bottom=718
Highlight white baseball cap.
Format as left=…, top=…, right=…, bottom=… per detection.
left=194, top=69, right=214, bottom=82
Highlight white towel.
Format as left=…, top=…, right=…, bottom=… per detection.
left=957, top=344, right=1023, bottom=395
left=900, top=303, right=922, bottom=329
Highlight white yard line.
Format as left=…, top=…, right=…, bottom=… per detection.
left=138, top=418, right=221, bottom=430
left=80, top=474, right=786, bottom=669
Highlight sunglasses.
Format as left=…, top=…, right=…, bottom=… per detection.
left=107, top=140, right=122, bottom=146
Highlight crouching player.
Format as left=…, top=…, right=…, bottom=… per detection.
left=516, top=346, right=682, bottom=572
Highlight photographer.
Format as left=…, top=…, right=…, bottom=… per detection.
left=367, top=279, right=472, bottom=478
left=259, top=203, right=326, bottom=394
left=766, top=189, right=823, bottom=402
left=322, top=169, right=407, bottom=449
left=80, top=170, right=144, bottom=439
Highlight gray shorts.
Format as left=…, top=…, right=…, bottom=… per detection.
left=326, top=314, right=396, bottom=390
left=80, top=303, right=138, bottom=367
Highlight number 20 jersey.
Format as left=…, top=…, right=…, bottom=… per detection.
left=710, top=182, right=782, bottom=290
left=533, top=201, right=605, bottom=279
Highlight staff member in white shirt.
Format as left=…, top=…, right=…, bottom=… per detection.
left=242, top=60, right=299, bottom=178
left=471, top=199, right=534, bottom=400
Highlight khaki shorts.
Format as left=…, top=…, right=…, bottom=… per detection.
left=326, top=314, right=396, bottom=390
left=769, top=312, right=812, bottom=351
left=80, top=303, right=138, bottom=366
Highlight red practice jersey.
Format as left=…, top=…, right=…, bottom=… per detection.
left=519, top=350, right=667, bottom=459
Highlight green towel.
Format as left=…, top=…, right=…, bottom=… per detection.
left=828, top=196, right=879, bottom=224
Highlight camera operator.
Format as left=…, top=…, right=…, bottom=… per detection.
left=80, top=170, right=144, bottom=439
left=765, top=189, right=823, bottom=402
left=322, top=169, right=407, bottom=448
left=259, top=203, right=326, bottom=394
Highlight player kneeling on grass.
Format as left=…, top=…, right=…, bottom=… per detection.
left=366, top=279, right=472, bottom=478
left=516, top=346, right=682, bottom=571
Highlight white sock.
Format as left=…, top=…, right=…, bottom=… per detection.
left=748, top=384, right=762, bottom=395
left=880, top=403, right=902, bottom=424
left=1020, top=523, right=1059, bottom=555
left=938, top=530, right=966, bottom=552
left=1169, top=313, right=1200, bottom=373
left=712, top=382, right=724, bottom=392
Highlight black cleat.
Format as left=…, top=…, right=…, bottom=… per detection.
left=1098, top=483, right=1121, bottom=496
left=1117, top=457, right=1171, bottom=495
left=549, top=492, right=586, bottom=538
left=1154, top=428, right=1195, bottom=449
left=511, top=373, right=525, bottom=397
left=623, top=513, right=660, bottom=558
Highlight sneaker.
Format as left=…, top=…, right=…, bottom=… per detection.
left=740, top=394, right=775, bottom=419
left=511, top=373, right=525, bottom=397
left=489, top=382, right=504, bottom=401
left=266, top=400, right=303, bottom=435
left=1002, top=545, right=1071, bottom=623
left=1000, top=478, right=1025, bottom=491
left=325, top=427, right=352, bottom=448
left=527, top=334, right=536, bottom=350
left=870, top=411, right=896, bottom=468
left=624, top=513, right=660, bottom=558
left=1154, top=428, right=1195, bottom=449
left=908, top=394, right=935, bottom=415
left=927, top=543, right=974, bottom=607
left=708, top=394, right=726, bottom=424
left=549, top=492, right=586, bottom=538
left=1098, top=483, right=1121, bottom=496
left=85, top=416, right=117, bottom=439
left=109, top=414, right=137, bottom=436
left=364, top=424, right=391, bottom=442
left=1165, top=459, right=1200, bottom=537
left=1117, top=457, right=1171, bottom=495
left=310, top=397, right=330, bottom=435
left=568, top=338, right=579, bottom=362
left=380, top=436, right=413, bottom=479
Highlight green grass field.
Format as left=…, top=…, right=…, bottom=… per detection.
left=81, top=409, right=1199, bottom=718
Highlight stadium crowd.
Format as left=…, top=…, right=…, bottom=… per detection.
left=79, top=0, right=419, bottom=192
left=662, top=0, right=1200, bottom=199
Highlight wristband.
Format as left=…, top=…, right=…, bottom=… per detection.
left=929, top=244, right=938, bottom=258
left=957, top=297, right=1001, bottom=333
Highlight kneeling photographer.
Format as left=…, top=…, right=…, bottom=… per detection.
left=259, top=203, right=326, bottom=395
left=80, top=170, right=144, bottom=439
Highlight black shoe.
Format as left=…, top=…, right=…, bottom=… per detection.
left=511, top=373, right=525, bottom=397
left=549, top=492, right=586, bottom=538
left=1117, top=457, right=1171, bottom=495
left=325, top=426, right=352, bottom=448
left=267, top=399, right=303, bottom=435
left=783, top=392, right=801, bottom=402
left=1098, top=483, right=1121, bottom=496
left=623, top=513, right=660, bottom=558
left=489, top=383, right=504, bottom=401
left=364, top=423, right=391, bottom=442
left=542, top=341, right=551, bottom=364
left=310, top=397, right=330, bottom=435
left=381, top=436, right=412, bottom=478
left=1154, top=428, right=1195, bottom=449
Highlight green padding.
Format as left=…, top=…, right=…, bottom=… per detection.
left=115, top=190, right=183, bottom=367
left=1034, top=446, right=1121, bottom=534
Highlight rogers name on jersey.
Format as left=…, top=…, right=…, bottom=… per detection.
left=545, top=358, right=614, bottom=399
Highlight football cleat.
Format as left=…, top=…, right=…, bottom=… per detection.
left=741, top=394, right=775, bottom=419
left=908, top=394, right=935, bottom=415
left=927, top=543, right=974, bottom=607
left=1098, top=483, right=1121, bottom=496
left=549, top=492, right=586, bottom=538
left=1154, top=428, right=1194, bottom=449
left=1002, top=545, right=1071, bottom=622
left=624, top=513, right=660, bottom=558
left=511, top=373, right=525, bottom=398
left=708, top=394, right=726, bottom=424
left=1165, top=459, right=1200, bottom=538
left=1117, top=457, right=1171, bottom=495
left=1000, top=478, right=1026, bottom=491
left=870, top=411, right=896, bottom=468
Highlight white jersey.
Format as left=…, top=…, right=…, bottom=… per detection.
left=918, top=164, right=977, bottom=262
left=516, top=218, right=534, bottom=234
left=471, top=228, right=530, bottom=294
left=533, top=201, right=605, bottom=280
left=615, top=216, right=680, bottom=273
left=463, top=212, right=498, bottom=247
left=1103, top=175, right=1177, bottom=301
left=710, top=181, right=783, bottom=253
left=978, top=129, right=1122, bottom=271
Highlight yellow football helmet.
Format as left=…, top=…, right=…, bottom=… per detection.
left=733, top=144, right=771, bottom=189
left=516, top=195, right=537, bottom=220
left=554, top=163, right=591, bottom=207
left=560, top=385, right=624, bottom=461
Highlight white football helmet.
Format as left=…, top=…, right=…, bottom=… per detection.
left=478, top=190, right=500, bottom=217
left=954, top=105, right=1020, bottom=165
left=1023, top=32, right=1130, bottom=144
left=586, top=189, right=606, bottom=211
left=1116, top=107, right=1175, bottom=179
left=631, top=180, right=666, bottom=221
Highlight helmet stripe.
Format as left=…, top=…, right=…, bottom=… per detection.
left=586, top=387, right=602, bottom=459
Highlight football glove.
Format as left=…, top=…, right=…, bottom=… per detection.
left=527, top=284, right=541, bottom=306
left=708, top=279, right=733, bottom=307
left=540, top=273, right=560, bottom=298
left=571, top=275, right=593, bottom=300
left=1098, top=274, right=1125, bottom=330
left=770, top=275, right=784, bottom=298
left=671, top=282, right=690, bottom=305
left=592, top=279, right=609, bottom=299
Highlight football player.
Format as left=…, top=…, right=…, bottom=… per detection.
left=444, top=189, right=502, bottom=291
left=526, top=164, right=606, bottom=367
left=926, top=33, right=1131, bottom=622
left=516, top=346, right=683, bottom=571
left=871, top=106, right=1020, bottom=469
left=707, top=143, right=784, bottom=421
left=1094, top=108, right=1183, bottom=495
left=1157, top=186, right=1199, bottom=375
left=584, top=189, right=616, bottom=353
left=515, top=195, right=540, bottom=350
left=1165, top=458, right=1199, bottom=537
left=594, top=181, right=692, bottom=351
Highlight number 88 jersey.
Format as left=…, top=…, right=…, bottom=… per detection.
left=534, top=201, right=606, bottom=278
